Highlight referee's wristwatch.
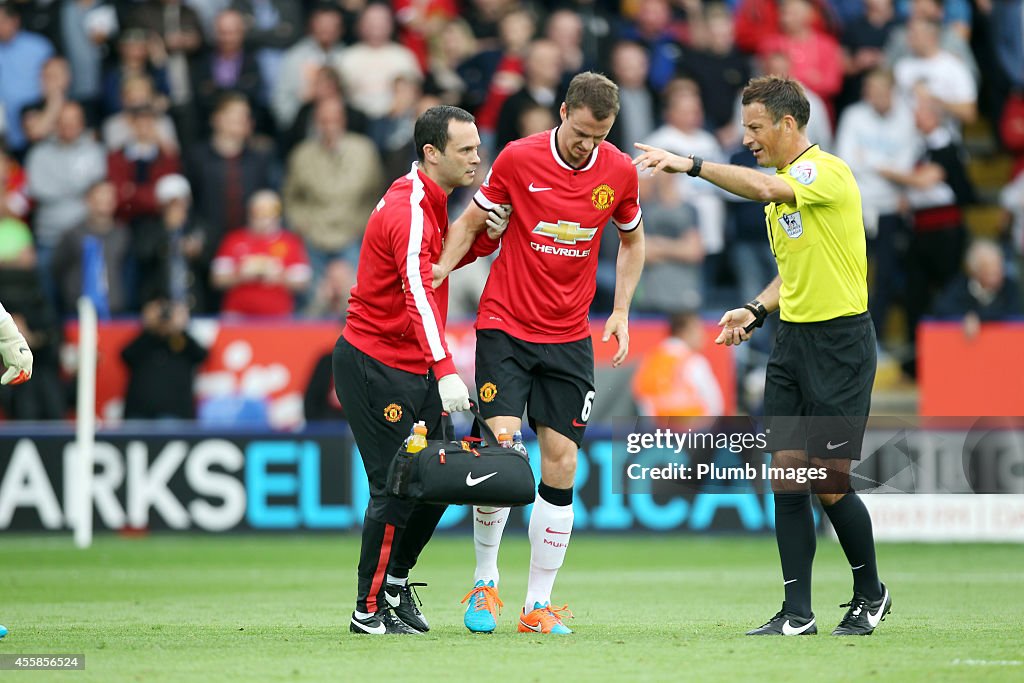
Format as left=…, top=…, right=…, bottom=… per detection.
left=742, top=300, right=768, bottom=333
left=686, top=154, right=703, bottom=177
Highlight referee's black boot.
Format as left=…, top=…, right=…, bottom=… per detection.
left=384, top=581, right=430, bottom=633
left=746, top=606, right=817, bottom=635
left=831, top=583, right=891, bottom=636
left=349, top=608, right=419, bottom=635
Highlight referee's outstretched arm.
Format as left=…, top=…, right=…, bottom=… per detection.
left=633, top=143, right=796, bottom=204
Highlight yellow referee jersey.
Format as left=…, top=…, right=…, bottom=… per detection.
left=765, top=145, right=868, bottom=323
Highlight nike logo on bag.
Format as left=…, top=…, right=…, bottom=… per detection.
left=466, top=472, right=498, bottom=486
left=826, top=440, right=849, bottom=450
left=351, top=618, right=386, bottom=635
left=781, top=618, right=815, bottom=635
left=528, top=183, right=553, bottom=192
left=545, top=527, right=570, bottom=535
left=384, top=591, right=401, bottom=608
left=866, top=589, right=889, bottom=628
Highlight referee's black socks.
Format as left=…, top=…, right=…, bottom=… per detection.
left=822, top=492, right=883, bottom=601
left=773, top=492, right=816, bottom=618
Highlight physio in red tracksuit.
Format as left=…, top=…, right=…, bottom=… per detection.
left=335, top=105, right=508, bottom=635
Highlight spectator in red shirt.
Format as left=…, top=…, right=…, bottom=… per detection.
left=759, top=0, right=844, bottom=110
left=107, top=104, right=181, bottom=227
left=210, top=189, right=310, bottom=316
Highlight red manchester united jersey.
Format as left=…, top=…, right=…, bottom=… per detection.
left=474, top=128, right=642, bottom=342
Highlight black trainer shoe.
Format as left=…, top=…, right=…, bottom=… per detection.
left=384, top=581, right=430, bottom=633
left=349, top=609, right=420, bottom=635
left=832, top=584, right=891, bottom=635
left=746, top=606, right=817, bottom=635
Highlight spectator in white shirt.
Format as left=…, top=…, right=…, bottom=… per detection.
left=892, top=17, right=977, bottom=134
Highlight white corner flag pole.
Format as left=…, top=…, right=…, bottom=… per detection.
left=74, top=297, right=98, bottom=549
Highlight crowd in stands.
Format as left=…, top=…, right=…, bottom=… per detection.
left=1, top=0, right=1023, bottom=420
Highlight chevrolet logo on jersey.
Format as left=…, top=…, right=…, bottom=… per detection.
left=532, top=220, right=597, bottom=245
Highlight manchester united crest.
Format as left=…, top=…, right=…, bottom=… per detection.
left=384, top=403, right=403, bottom=422
left=592, top=184, right=614, bottom=210
left=479, top=382, right=498, bottom=403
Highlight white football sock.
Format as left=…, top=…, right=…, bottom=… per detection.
left=524, top=493, right=573, bottom=612
left=473, top=506, right=509, bottom=585
left=385, top=574, right=407, bottom=587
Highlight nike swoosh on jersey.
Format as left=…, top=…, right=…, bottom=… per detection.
left=466, top=472, right=498, bottom=486
left=826, top=440, right=849, bottom=450
left=781, top=618, right=815, bottom=635
left=528, top=183, right=553, bottom=192
left=351, top=618, right=386, bottom=635
left=571, top=419, right=586, bottom=428
left=866, top=589, right=889, bottom=628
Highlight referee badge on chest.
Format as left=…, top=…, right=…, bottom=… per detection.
left=779, top=211, right=804, bottom=239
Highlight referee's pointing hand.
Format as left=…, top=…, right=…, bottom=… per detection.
left=715, top=308, right=756, bottom=346
left=632, top=143, right=691, bottom=175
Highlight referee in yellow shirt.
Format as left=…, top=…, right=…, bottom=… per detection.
left=634, top=76, right=891, bottom=637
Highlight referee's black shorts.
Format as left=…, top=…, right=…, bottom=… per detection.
left=475, top=329, right=595, bottom=446
left=763, top=312, right=876, bottom=459
left=333, top=337, right=446, bottom=523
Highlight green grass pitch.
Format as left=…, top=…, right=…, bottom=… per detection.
left=2, top=534, right=1022, bottom=682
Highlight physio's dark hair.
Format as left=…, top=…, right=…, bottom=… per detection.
left=565, top=72, right=620, bottom=121
left=414, top=105, right=475, bottom=162
left=741, top=76, right=810, bottom=130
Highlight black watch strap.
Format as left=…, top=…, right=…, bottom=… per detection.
left=742, top=300, right=768, bottom=333
left=686, top=154, right=703, bottom=177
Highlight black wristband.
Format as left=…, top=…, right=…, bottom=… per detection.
left=742, top=300, right=768, bottom=332
left=686, top=155, right=703, bottom=177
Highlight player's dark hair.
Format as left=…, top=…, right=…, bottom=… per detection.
left=414, top=105, right=475, bottom=162
left=565, top=72, right=620, bottom=121
left=741, top=76, right=810, bottom=130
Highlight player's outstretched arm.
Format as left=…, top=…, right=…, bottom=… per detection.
left=604, top=222, right=646, bottom=368
left=0, top=303, right=33, bottom=385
